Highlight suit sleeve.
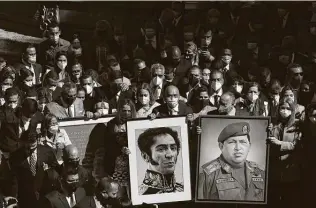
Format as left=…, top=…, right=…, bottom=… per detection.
left=198, top=171, right=215, bottom=200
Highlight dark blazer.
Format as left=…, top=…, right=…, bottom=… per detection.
left=152, top=100, right=193, bottom=118
left=41, top=165, right=90, bottom=197
left=0, top=106, right=42, bottom=153
left=37, top=86, right=63, bottom=103
left=108, top=89, right=134, bottom=113
left=9, top=145, right=57, bottom=208
left=74, top=195, right=122, bottom=208
left=41, top=187, right=86, bottom=208
left=173, top=58, right=192, bottom=86
left=83, top=87, right=108, bottom=112
left=14, top=61, right=43, bottom=85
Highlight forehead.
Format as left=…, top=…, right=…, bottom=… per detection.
left=49, top=117, right=58, bottom=123
left=77, top=90, right=85, bottom=94
left=225, top=135, right=249, bottom=143
left=211, top=72, right=222, bottom=79
left=139, top=89, right=149, bottom=95
left=152, top=134, right=176, bottom=147
left=96, top=102, right=108, bottom=109
left=190, top=68, right=200, bottom=74
left=8, top=94, right=19, bottom=101
left=113, top=78, right=123, bottom=84
left=284, top=90, right=294, bottom=95
left=49, top=27, right=60, bottom=33
left=203, top=68, right=211, bottom=73
left=3, top=78, right=13, bottom=83
left=166, top=87, right=179, bottom=95
left=122, top=104, right=131, bottom=110
left=67, top=88, right=77, bottom=94
left=200, top=91, right=208, bottom=96
left=137, top=62, right=146, bottom=69
left=57, top=55, right=67, bottom=61
left=153, top=68, right=163, bottom=73
left=82, top=77, right=92, bottom=83
left=66, top=174, right=79, bottom=181
left=290, top=67, right=302, bottom=73
left=221, top=94, right=231, bottom=102
left=26, top=47, right=36, bottom=54
left=248, top=86, right=258, bottom=92
left=72, top=64, right=82, bottom=70
left=280, top=103, right=290, bottom=108
left=25, top=76, right=33, bottom=80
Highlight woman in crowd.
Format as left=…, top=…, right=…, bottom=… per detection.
left=0, top=72, right=14, bottom=106
left=135, top=83, right=160, bottom=118
left=1, top=65, right=17, bottom=85
left=17, top=67, right=36, bottom=100
left=268, top=97, right=303, bottom=208
left=102, top=98, right=136, bottom=204
left=39, top=113, right=72, bottom=164
left=235, top=82, right=265, bottom=116
left=52, top=51, right=70, bottom=86
left=280, top=86, right=305, bottom=122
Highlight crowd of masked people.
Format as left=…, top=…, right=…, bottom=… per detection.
left=1, top=1, right=316, bottom=208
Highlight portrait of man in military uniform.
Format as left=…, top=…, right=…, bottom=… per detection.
left=196, top=119, right=268, bottom=204
left=137, top=127, right=184, bottom=195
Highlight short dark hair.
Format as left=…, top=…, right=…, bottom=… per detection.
left=48, top=22, right=60, bottom=30
left=62, top=82, right=77, bottom=94
left=287, top=63, right=303, bottom=73
left=138, top=127, right=181, bottom=157
left=24, top=43, right=36, bottom=54
left=5, top=87, right=19, bottom=99
left=80, top=74, right=93, bottom=83
left=55, top=51, right=68, bottom=61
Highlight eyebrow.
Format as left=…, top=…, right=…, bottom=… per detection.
left=155, top=144, right=177, bottom=149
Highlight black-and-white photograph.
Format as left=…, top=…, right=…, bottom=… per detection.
left=196, top=116, right=269, bottom=204
left=127, top=116, right=191, bottom=205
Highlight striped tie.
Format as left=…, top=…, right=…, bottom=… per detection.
left=29, top=151, right=37, bottom=176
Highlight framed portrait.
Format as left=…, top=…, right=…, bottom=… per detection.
left=195, top=116, right=269, bottom=204
left=127, top=116, right=192, bottom=205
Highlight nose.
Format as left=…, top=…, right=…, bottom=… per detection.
left=165, top=148, right=174, bottom=159
left=234, top=142, right=241, bottom=151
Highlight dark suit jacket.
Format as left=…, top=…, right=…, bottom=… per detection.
left=74, top=195, right=122, bottom=208
left=14, top=61, right=43, bottom=85
left=0, top=106, right=42, bottom=153
left=41, top=165, right=90, bottom=197
left=9, top=145, right=57, bottom=208
left=37, top=86, right=63, bottom=103
left=108, top=89, right=134, bottom=113
left=41, top=187, right=86, bottom=208
left=152, top=100, right=193, bottom=118
left=173, top=58, right=192, bottom=86
left=45, top=97, right=85, bottom=119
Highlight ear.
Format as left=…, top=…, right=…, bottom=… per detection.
left=141, top=152, right=150, bottom=163
left=218, top=142, right=223, bottom=150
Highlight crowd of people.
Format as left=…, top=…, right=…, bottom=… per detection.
left=0, top=1, right=316, bottom=208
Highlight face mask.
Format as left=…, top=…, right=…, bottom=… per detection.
left=189, top=76, right=199, bottom=86
left=272, top=94, right=280, bottom=103
left=185, top=54, right=193, bottom=60
left=1, top=85, right=10, bottom=92
left=72, top=48, right=82, bottom=56
left=152, top=76, right=163, bottom=86
left=65, top=182, right=79, bottom=193
left=97, top=109, right=109, bottom=116
left=310, top=27, right=316, bottom=35
left=83, top=85, right=93, bottom=95
left=279, top=109, right=292, bottom=118
left=74, top=73, right=81, bottom=79
left=28, top=56, right=36, bottom=64
left=218, top=105, right=233, bottom=115
left=166, top=98, right=179, bottom=109
left=57, top=62, right=67, bottom=70
left=248, top=94, right=259, bottom=102
left=48, top=125, right=59, bottom=134
left=24, top=81, right=33, bottom=87
left=49, top=86, right=57, bottom=91
left=235, top=85, right=243, bottom=93
left=139, top=96, right=150, bottom=105
left=211, top=81, right=222, bottom=91
left=7, top=103, right=18, bottom=110
left=221, top=56, right=232, bottom=64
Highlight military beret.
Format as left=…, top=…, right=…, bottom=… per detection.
left=218, top=122, right=250, bottom=143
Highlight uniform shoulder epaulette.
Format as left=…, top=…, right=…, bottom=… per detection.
left=202, top=159, right=221, bottom=175
left=247, top=160, right=264, bottom=172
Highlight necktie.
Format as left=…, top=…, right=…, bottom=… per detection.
left=154, top=86, right=161, bottom=100
left=214, top=95, right=220, bottom=108
left=29, top=151, right=37, bottom=176
left=68, top=106, right=74, bottom=118
left=69, top=193, right=76, bottom=207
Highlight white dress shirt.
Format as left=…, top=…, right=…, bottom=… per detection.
left=168, top=104, right=179, bottom=116
left=209, top=88, right=223, bottom=106
left=27, top=149, right=37, bottom=164
left=94, top=196, right=103, bottom=208
left=67, top=104, right=75, bottom=118
left=65, top=192, right=76, bottom=207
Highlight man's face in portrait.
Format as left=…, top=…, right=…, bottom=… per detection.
left=219, top=135, right=250, bottom=167
left=148, top=133, right=179, bottom=175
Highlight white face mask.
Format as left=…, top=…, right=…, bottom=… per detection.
left=28, top=56, right=36, bottom=64
left=167, top=99, right=179, bottom=109
left=83, top=85, right=93, bottom=95
left=8, top=103, right=17, bottom=109
left=279, top=109, right=292, bottom=118
left=24, top=81, right=33, bottom=87
left=0, top=98, right=5, bottom=106
left=57, top=62, right=67, bottom=70
left=248, top=94, right=259, bottom=102
left=221, top=56, right=232, bottom=64
left=211, top=81, right=222, bottom=91
left=139, top=96, right=150, bottom=106
left=235, top=85, right=243, bottom=93
left=49, top=86, right=57, bottom=91
left=97, top=109, right=109, bottom=116
left=48, top=125, right=59, bottom=134
left=272, top=94, right=280, bottom=103
left=38, top=103, right=46, bottom=112
left=1, top=85, right=10, bottom=92
left=152, top=76, right=163, bottom=86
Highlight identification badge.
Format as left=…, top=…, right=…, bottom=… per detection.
left=216, top=178, right=234, bottom=184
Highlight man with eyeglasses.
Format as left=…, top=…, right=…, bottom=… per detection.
left=286, top=63, right=304, bottom=97
left=14, top=44, right=42, bottom=86
left=45, top=82, right=93, bottom=119
left=38, top=22, right=70, bottom=68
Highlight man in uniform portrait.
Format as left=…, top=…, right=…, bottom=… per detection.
left=137, top=127, right=184, bottom=195
left=198, top=122, right=265, bottom=201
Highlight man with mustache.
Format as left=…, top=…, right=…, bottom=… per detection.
left=138, top=127, right=183, bottom=195
left=198, top=122, right=265, bottom=201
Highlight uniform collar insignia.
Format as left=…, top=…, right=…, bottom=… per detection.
left=143, top=169, right=176, bottom=192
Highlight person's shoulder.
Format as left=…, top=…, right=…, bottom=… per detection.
left=201, top=158, right=221, bottom=175
left=59, top=38, right=71, bottom=47
left=45, top=190, right=60, bottom=199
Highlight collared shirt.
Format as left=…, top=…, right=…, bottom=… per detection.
left=227, top=107, right=236, bottom=116
left=66, top=104, right=75, bottom=118
left=94, top=196, right=103, bottom=208
left=145, top=36, right=157, bottom=49
left=150, top=81, right=163, bottom=98
left=65, top=192, right=76, bottom=207
left=116, top=91, right=121, bottom=102
left=282, top=12, right=289, bottom=29
left=39, top=129, right=72, bottom=150
left=230, top=13, right=240, bottom=25
left=173, top=15, right=182, bottom=27
left=209, top=88, right=223, bottom=106
left=19, top=117, right=31, bottom=137
left=168, top=103, right=179, bottom=115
